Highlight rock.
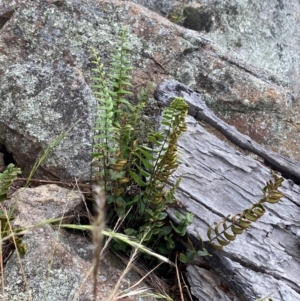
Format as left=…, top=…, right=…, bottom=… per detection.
left=0, top=1, right=299, bottom=299
left=129, top=0, right=178, bottom=16
left=186, top=265, right=236, bottom=301
left=155, top=80, right=300, bottom=301
left=6, top=184, right=84, bottom=227
left=3, top=184, right=157, bottom=301
left=134, top=0, right=300, bottom=160
left=133, top=0, right=300, bottom=92
left=0, top=0, right=300, bottom=181
left=0, top=62, right=95, bottom=180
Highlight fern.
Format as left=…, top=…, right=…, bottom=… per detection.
left=0, top=163, right=24, bottom=253
left=92, top=27, right=136, bottom=194
left=0, top=163, right=21, bottom=202
left=207, top=172, right=284, bottom=250
left=91, top=48, right=117, bottom=192
left=108, top=26, right=133, bottom=123
left=91, top=28, right=192, bottom=257
left=131, top=97, right=188, bottom=208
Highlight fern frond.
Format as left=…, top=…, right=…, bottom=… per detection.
left=0, top=163, right=21, bottom=202
left=108, top=27, right=133, bottom=121
left=91, top=47, right=119, bottom=191
left=143, top=97, right=188, bottom=205
left=207, top=171, right=284, bottom=250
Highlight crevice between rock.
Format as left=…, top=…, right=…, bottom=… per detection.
left=0, top=11, right=14, bottom=30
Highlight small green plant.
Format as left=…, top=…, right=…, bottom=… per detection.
left=0, top=123, right=80, bottom=259
left=91, top=27, right=193, bottom=257
left=0, top=163, right=21, bottom=202
left=167, top=1, right=187, bottom=24
left=0, top=163, right=25, bottom=254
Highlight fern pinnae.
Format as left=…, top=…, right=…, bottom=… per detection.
left=142, top=97, right=188, bottom=205
left=91, top=47, right=118, bottom=191
left=108, top=26, right=133, bottom=123
left=0, top=164, right=21, bottom=202
left=207, top=171, right=284, bottom=250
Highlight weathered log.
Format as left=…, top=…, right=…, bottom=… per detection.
left=155, top=80, right=300, bottom=184
left=155, top=80, right=300, bottom=301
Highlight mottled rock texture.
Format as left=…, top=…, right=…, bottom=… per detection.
left=131, top=0, right=300, bottom=161
left=3, top=185, right=156, bottom=301
left=0, top=0, right=300, bottom=181
left=0, top=62, right=95, bottom=180
left=136, top=0, right=300, bottom=88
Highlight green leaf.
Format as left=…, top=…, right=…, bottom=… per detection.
left=129, top=171, right=147, bottom=187
left=196, top=248, right=212, bottom=257
left=237, top=219, right=251, bottom=229
left=157, top=212, right=167, bottom=220
left=148, top=135, right=163, bottom=146
left=224, top=231, right=236, bottom=241
left=132, top=163, right=151, bottom=178
left=186, top=250, right=196, bottom=262
left=179, top=253, right=187, bottom=263
left=216, top=237, right=230, bottom=246
left=170, top=221, right=186, bottom=236
left=134, top=153, right=153, bottom=170
left=125, top=195, right=140, bottom=206
left=153, top=221, right=164, bottom=228
left=139, top=201, right=145, bottom=215
left=138, top=148, right=156, bottom=161
left=124, top=228, right=136, bottom=236
left=231, top=224, right=244, bottom=235
left=165, top=236, right=175, bottom=250
left=162, top=225, right=172, bottom=235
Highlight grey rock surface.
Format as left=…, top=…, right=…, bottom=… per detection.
left=128, top=0, right=178, bottom=16
left=155, top=81, right=300, bottom=301
left=130, top=0, right=300, bottom=161
left=6, top=184, right=84, bottom=227
left=155, top=80, right=300, bottom=184
left=1, top=1, right=299, bottom=299
left=0, top=62, right=95, bottom=180
left=186, top=265, right=238, bottom=301
left=0, top=0, right=300, bottom=182
left=132, top=0, right=300, bottom=93
left=178, top=118, right=300, bottom=301
left=184, top=0, right=300, bottom=92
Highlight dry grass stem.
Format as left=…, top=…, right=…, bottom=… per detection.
left=175, top=254, right=184, bottom=301
left=92, top=185, right=106, bottom=301
left=180, top=268, right=193, bottom=301
left=108, top=232, right=149, bottom=301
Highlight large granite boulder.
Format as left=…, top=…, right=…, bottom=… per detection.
left=0, top=0, right=300, bottom=181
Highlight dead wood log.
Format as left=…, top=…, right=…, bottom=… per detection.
left=155, top=80, right=300, bottom=301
